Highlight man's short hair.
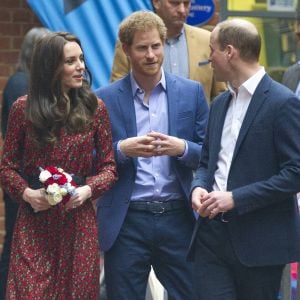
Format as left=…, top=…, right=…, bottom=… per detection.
left=216, top=19, right=261, bottom=62
left=118, top=10, right=167, bottom=46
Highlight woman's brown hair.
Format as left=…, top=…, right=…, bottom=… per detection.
left=26, top=32, right=98, bottom=147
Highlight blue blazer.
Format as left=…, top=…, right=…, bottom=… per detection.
left=95, top=72, right=209, bottom=252
left=190, top=74, right=300, bottom=266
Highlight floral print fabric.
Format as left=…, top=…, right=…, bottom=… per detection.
left=0, top=96, right=117, bottom=299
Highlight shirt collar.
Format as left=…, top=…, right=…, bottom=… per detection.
left=228, top=67, right=266, bottom=97
left=165, top=27, right=184, bottom=45
left=130, top=68, right=166, bottom=97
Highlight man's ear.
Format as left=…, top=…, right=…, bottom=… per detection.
left=152, top=0, right=160, bottom=11
left=122, top=43, right=130, bottom=57
left=226, top=45, right=235, bottom=60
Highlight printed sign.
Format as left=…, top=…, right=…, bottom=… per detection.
left=187, top=0, right=215, bottom=26
left=267, top=0, right=295, bottom=12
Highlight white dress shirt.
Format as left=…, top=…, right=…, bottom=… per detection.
left=213, top=67, right=266, bottom=192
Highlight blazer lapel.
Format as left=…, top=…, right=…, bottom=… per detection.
left=117, top=75, right=137, bottom=138
left=116, top=75, right=138, bottom=168
left=231, top=74, right=269, bottom=162
left=165, top=73, right=178, bottom=137
left=210, top=92, right=232, bottom=163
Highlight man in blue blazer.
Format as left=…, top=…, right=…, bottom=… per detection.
left=95, top=10, right=208, bottom=300
left=190, top=19, right=300, bottom=300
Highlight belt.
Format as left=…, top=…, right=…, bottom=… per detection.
left=129, top=200, right=185, bottom=214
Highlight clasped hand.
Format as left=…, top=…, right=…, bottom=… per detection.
left=23, top=185, right=92, bottom=212
left=23, top=187, right=51, bottom=212
left=191, top=187, right=234, bottom=219
left=120, top=131, right=185, bottom=158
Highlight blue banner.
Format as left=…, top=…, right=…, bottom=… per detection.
left=187, top=0, right=215, bottom=26
left=27, top=0, right=152, bottom=89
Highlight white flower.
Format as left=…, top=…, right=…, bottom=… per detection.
left=52, top=193, right=63, bottom=204
left=46, top=192, right=63, bottom=205
left=39, top=170, right=52, bottom=183
left=60, top=188, right=68, bottom=196
left=46, top=183, right=61, bottom=194
left=46, top=183, right=65, bottom=205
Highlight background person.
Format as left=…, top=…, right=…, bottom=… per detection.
left=110, top=0, right=226, bottom=103
left=95, top=10, right=209, bottom=300
left=190, top=19, right=300, bottom=300
left=281, top=55, right=300, bottom=297
left=0, top=26, right=49, bottom=299
left=0, top=32, right=117, bottom=299
left=282, top=60, right=300, bottom=98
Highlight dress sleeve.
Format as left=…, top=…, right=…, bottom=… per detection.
left=86, top=99, right=117, bottom=199
left=0, top=97, right=29, bottom=202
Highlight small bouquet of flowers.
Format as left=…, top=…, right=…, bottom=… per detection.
left=39, top=166, right=77, bottom=205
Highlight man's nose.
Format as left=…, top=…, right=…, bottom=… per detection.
left=146, top=48, right=155, bottom=58
left=177, top=2, right=186, bottom=13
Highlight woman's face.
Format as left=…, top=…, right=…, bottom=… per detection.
left=62, top=41, right=85, bottom=91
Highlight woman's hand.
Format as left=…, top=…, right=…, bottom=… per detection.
left=23, top=187, right=51, bottom=212
left=65, top=185, right=92, bottom=210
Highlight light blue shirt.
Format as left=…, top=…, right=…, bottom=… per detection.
left=117, top=70, right=184, bottom=202
left=163, top=29, right=189, bottom=78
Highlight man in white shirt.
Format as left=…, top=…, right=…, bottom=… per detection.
left=190, top=18, right=300, bottom=300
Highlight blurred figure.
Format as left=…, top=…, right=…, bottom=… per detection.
left=0, top=32, right=117, bottom=299
left=282, top=61, right=300, bottom=97
left=95, top=10, right=208, bottom=300
left=282, top=59, right=300, bottom=209
left=110, top=0, right=226, bottom=103
left=0, top=27, right=49, bottom=299
left=190, top=19, right=300, bottom=300
left=282, top=60, right=300, bottom=209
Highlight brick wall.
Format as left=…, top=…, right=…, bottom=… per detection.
left=0, top=0, right=42, bottom=255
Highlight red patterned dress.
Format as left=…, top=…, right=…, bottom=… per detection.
left=0, top=96, right=117, bottom=300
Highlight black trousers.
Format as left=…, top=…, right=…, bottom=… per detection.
left=0, top=193, right=19, bottom=299
left=193, top=218, right=284, bottom=300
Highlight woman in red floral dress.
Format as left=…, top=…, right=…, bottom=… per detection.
left=0, top=32, right=117, bottom=299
